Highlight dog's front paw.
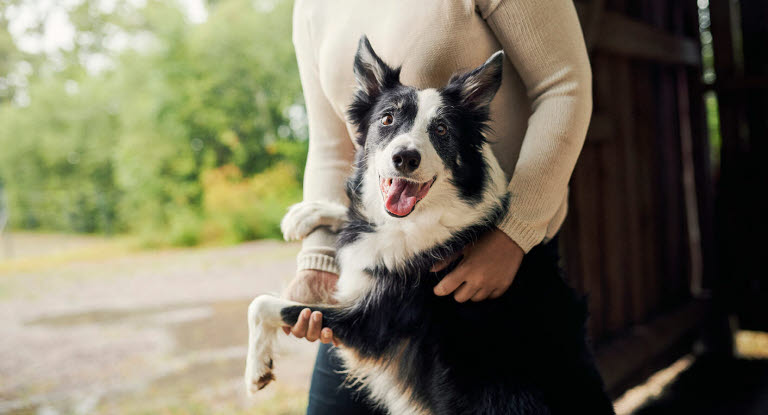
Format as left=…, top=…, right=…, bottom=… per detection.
left=244, top=295, right=282, bottom=395
left=245, top=355, right=275, bottom=394
left=281, top=201, right=347, bottom=241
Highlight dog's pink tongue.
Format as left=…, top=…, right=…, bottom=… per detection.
left=385, top=179, right=421, bottom=216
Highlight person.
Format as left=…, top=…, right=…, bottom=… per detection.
left=280, top=0, right=592, bottom=413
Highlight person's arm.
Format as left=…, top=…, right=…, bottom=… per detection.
left=291, top=5, right=355, bottom=277
left=282, top=4, right=354, bottom=343
left=483, top=0, right=593, bottom=252
left=434, top=0, right=592, bottom=302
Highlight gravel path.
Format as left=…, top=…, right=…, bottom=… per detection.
left=0, top=235, right=317, bottom=414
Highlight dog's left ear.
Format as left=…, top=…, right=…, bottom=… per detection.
left=448, top=50, right=504, bottom=110
left=353, top=35, right=399, bottom=98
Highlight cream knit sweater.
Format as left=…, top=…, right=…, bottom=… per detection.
left=291, top=0, right=592, bottom=274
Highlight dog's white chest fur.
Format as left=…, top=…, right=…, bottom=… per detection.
left=337, top=348, right=432, bottom=415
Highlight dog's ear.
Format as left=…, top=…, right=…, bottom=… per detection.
left=353, top=35, right=399, bottom=98
left=448, top=50, right=504, bottom=110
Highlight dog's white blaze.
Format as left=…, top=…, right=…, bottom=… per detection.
left=414, top=88, right=442, bottom=130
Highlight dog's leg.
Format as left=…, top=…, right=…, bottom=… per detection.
left=280, top=200, right=348, bottom=241
left=244, top=295, right=345, bottom=394
left=244, top=295, right=302, bottom=394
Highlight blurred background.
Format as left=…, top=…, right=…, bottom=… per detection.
left=0, top=0, right=765, bottom=414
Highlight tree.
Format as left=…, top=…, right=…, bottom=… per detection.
left=0, top=0, right=308, bottom=243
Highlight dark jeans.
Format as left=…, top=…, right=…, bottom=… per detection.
left=307, top=342, right=387, bottom=415
left=306, top=235, right=561, bottom=415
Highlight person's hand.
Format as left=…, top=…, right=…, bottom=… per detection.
left=282, top=270, right=339, bottom=346
left=432, top=228, right=524, bottom=302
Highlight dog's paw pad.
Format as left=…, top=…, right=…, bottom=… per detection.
left=246, top=359, right=275, bottom=394
left=254, top=371, right=275, bottom=390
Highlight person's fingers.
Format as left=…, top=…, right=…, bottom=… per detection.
left=282, top=326, right=291, bottom=335
left=490, top=277, right=515, bottom=299
left=453, top=282, right=480, bottom=303
left=430, top=251, right=462, bottom=272
left=331, top=336, right=340, bottom=347
left=291, top=308, right=311, bottom=338
left=320, top=327, right=334, bottom=344
left=305, top=311, right=323, bottom=342
left=434, top=267, right=467, bottom=296
left=488, top=288, right=505, bottom=299
left=470, top=288, right=491, bottom=302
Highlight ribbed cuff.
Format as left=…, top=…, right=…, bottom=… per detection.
left=496, top=212, right=544, bottom=253
left=297, top=252, right=340, bottom=275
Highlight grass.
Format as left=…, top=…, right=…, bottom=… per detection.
left=0, top=234, right=136, bottom=274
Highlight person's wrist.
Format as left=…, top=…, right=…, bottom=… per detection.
left=491, top=227, right=524, bottom=256
left=283, top=270, right=339, bottom=304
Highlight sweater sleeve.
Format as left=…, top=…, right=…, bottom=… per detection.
left=477, top=0, right=593, bottom=252
left=292, top=5, right=355, bottom=274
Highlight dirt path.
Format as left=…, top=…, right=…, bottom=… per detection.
left=0, top=235, right=318, bottom=414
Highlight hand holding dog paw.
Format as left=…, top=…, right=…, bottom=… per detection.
left=282, top=270, right=340, bottom=346
left=431, top=228, right=524, bottom=302
left=282, top=308, right=340, bottom=347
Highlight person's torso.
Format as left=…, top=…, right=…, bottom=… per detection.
left=299, top=0, right=532, bottom=178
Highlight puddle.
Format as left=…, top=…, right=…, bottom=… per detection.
left=5, top=298, right=315, bottom=414
left=26, top=303, right=213, bottom=327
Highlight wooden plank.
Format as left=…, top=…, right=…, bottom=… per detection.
left=658, top=67, right=689, bottom=308
left=575, top=2, right=701, bottom=66
left=614, top=59, right=647, bottom=323
left=676, top=68, right=704, bottom=297
left=724, top=0, right=768, bottom=331
left=569, top=147, right=606, bottom=340
left=585, top=112, right=615, bottom=144
left=630, top=61, right=659, bottom=318
left=595, top=300, right=709, bottom=398
left=594, top=54, right=629, bottom=334
left=583, top=0, right=608, bottom=51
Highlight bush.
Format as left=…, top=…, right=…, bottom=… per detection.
left=201, top=163, right=301, bottom=243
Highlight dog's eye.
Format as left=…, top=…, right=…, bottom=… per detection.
left=381, top=114, right=394, bottom=126
left=435, top=123, right=448, bottom=136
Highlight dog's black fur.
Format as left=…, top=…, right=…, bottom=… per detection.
left=281, top=37, right=614, bottom=415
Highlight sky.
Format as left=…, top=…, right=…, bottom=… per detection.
left=1, top=0, right=208, bottom=105
left=4, top=0, right=208, bottom=56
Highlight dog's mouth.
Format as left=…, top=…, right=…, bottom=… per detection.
left=379, top=176, right=436, bottom=218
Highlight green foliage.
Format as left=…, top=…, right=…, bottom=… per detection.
left=201, top=162, right=301, bottom=243
left=704, top=91, right=722, bottom=168
left=0, top=0, right=309, bottom=245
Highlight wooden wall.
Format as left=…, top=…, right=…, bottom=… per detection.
left=562, top=0, right=717, bottom=397
left=709, top=0, right=768, bottom=331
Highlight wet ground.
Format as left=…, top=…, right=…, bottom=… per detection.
left=2, top=233, right=767, bottom=415
left=0, top=234, right=317, bottom=414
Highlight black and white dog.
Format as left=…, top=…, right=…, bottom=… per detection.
left=245, top=36, right=614, bottom=415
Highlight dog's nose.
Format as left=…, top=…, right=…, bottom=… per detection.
left=392, top=149, right=421, bottom=173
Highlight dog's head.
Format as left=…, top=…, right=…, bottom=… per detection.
left=347, top=36, right=506, bottom=222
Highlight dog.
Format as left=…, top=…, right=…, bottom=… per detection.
left=245, top=35, right=615, bottom=415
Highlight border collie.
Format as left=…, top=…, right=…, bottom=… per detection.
left=245, top=36, right=615, bottom=415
